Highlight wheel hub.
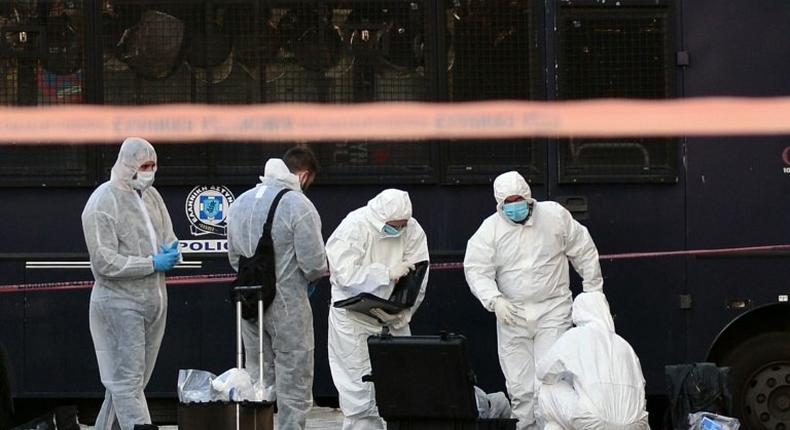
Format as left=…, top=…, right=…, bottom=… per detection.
left=744, top=361, right=790, bottom=430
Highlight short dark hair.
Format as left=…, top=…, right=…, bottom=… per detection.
left=283, top=145, right=320, bottom=174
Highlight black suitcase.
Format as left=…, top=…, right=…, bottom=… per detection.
left=177, top=286, right=274, bottom=430
left=366, top=333, right=517, bottom=430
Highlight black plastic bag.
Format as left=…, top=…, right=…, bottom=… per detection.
left=664, top=362, right=733, bottom=430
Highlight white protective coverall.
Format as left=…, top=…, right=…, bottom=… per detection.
left=82, top=137, right=178, bottom=430
left=536, top=292, right=649, bottom=430
left=326, top=189, right=430, bottom=430
left=464, top=171, right=603, bottom=430
left=226, top=158, right=327, bottom=430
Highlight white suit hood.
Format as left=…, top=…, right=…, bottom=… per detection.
left=572, top=291, right=615, bottom=333
left=493, top=171, right=536, bottom=225
left=260, top=158, right=301, bottom=191
left=493, top=171, right=534, bottom=206
left=110, top=137, right=157, bottom=190
left=365, top=189, right=413, bottom=232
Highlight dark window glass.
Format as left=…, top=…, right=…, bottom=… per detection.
left=442, top=0, right=542, bottom=184
left=0, top=0, right=90, bottom=185
left=97, top=1, right=434, bottom=184
left=557, top=5, right=677, bottom=183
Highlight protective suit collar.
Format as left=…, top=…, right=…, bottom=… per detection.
left=110, top=137, right=157, bottom=191
left=259, top=158, right=301, bottom=191
left=572, top=291, right=615, bottom=333
left=493, top=171, right=536, bottom=226
left=364, top=189, right=413, bottom=234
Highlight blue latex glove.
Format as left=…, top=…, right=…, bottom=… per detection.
left=153, top=241, right=180, bottom=272
left=165, top=240, right=181, bottom=254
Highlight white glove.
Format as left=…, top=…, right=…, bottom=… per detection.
left=391, top=313, right=410, bottom=330
left=389, top=261, right=415, bottom=281
left=370, top=308, right=410, bottom=329
left=492, top=296, right=522, bottom=326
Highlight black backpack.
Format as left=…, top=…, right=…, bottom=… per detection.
left=664, top=362, right=734, bottom=430
left=231, top=189, right=289, bottom=322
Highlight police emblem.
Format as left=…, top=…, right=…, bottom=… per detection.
left=185, top=185, right=235, bottom=236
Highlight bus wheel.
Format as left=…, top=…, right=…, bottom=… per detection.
left=721, top=332, right=790, bottom=429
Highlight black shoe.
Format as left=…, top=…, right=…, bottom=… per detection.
left=133, top=425, right=159, bottom=430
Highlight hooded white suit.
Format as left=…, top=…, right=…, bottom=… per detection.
left=464, top=171, right=603, bottom=430
left=536, top=292, right=650, bottom=430
left=226, top=158, right=327, bottom=430
left=82, top=137, right=178, bottom=430
left=326, top=189, right=430, bottom=430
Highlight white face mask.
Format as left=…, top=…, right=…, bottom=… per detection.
left=131, top=171, right=155, bottom=190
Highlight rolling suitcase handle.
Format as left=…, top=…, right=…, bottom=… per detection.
left=232, top=285, right=266, bottom=430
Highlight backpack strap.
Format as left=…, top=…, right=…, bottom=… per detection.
left=263, top=188, right=290, bottom=232
left=254, top=188, right=290, bottom=254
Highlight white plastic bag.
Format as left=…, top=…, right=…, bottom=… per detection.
left=211, top=368, right=255, bottom=402
left=689, top=411, right=741, bottom=430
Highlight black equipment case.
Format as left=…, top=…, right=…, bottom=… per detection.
left=366, top=333, right=517, bottom=430
left=177, top=286, right=274, bottom=430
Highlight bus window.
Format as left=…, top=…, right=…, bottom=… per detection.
left=556, top=4, right=678, bottom=183
left=442, top=0, right=542, bottom=184
left=0, top=0, right=91, bottom=186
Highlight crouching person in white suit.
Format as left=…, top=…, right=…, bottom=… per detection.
left=536, top=292, right=650, bottom=430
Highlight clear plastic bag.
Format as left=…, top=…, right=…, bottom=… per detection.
left=689, top=411, right=741, bottom=430
left=252, top=379, right=276, bottom=402
left=179, top=368, right=271, bottom=403
left=177, top=369, right=217, bottom=403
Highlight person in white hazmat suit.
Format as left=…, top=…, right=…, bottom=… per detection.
left=464, top=171, right=603, bottom=430
left=326, top=189, right=430, bottom=430
left=226, top=151, right=327, bottom=430
left=536, top=291, right=649, bottom=430
left=82, top=137, right=181, bottom=430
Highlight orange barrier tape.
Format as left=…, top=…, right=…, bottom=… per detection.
left=1, top=97, right=790, bottom=143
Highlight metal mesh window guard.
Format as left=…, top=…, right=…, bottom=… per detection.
left=263, top=2, right=434, bottom=183
left=556, top=5, right=677, bottom=183
left=97, top=0, right=435, bottom=184
left=441, top=0, right=543, bottom=184
left=0, top=0, right=90, bottom=184
left=0, top=0, right=681, bottom=186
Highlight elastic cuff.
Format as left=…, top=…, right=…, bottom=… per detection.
left=485, top=295, right=502, bottom=312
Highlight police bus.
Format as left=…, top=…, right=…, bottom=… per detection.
left=1, top=0, right=789, bottom=428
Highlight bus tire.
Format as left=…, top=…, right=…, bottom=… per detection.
left=720, top=331, right=790, bottom=430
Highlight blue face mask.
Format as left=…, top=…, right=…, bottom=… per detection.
left=382, top=224, right=403, bottom=237
left=502, top=201, right=530, bottom=223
